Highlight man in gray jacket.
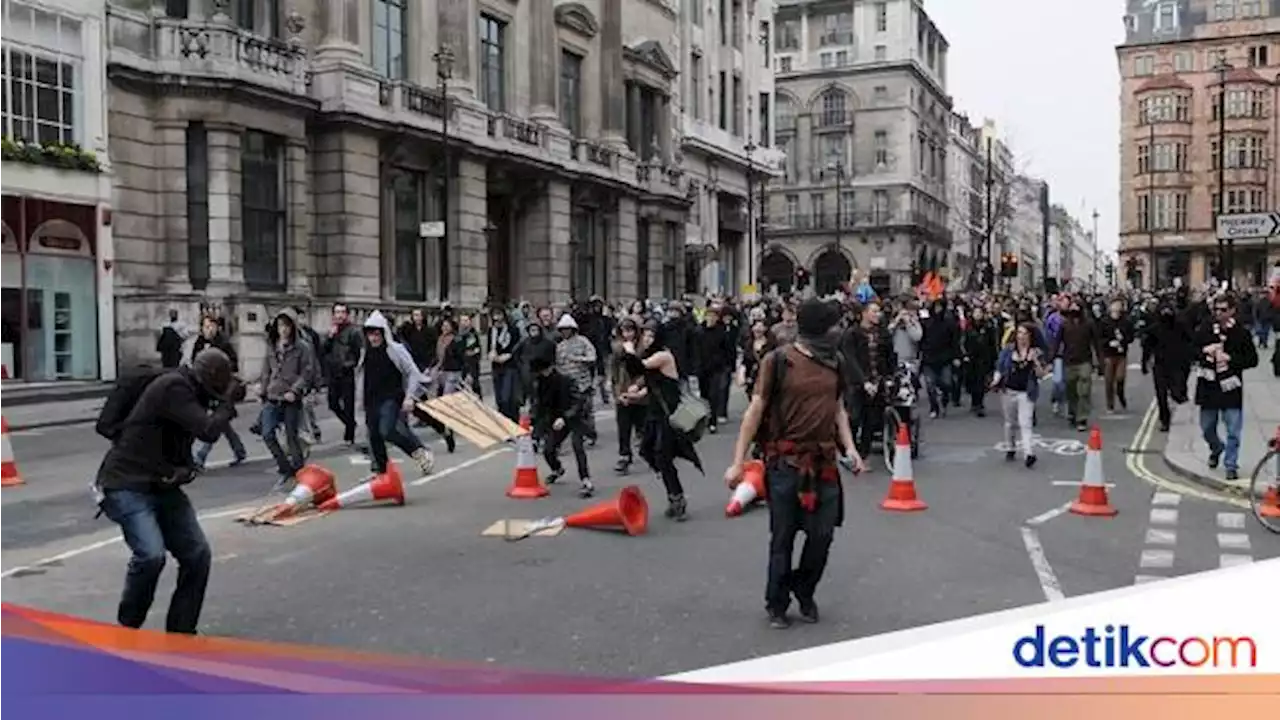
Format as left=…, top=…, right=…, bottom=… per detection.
left=259, top=308, right=317, bottom=489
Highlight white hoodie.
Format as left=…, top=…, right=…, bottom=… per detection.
left=357, top=311, right=432, bottom=404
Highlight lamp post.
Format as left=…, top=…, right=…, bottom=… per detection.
left=1091, top=208, right=1099, bottom=288
left=1145, top=103, right=1157, bottom=290
left=434, top=44, right=455, bottom=303
left=1215, top=59, right=1232, bottom=288
left=745, top=137, right=756, bottom=294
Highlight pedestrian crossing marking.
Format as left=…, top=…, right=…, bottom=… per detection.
left=1216, top=512, right=1246, bottom=530
left=1151, top=491, right=1182, bottom=507
left=348, top=455, right=371, bottom=466
left=1219, top=554, right=1254, bottom=568
left=1134, top=575, right=1164, bottom=584
left=1144, top=528, right=1177, bottom=546
left=1139, top=549, right=1175, bottom=569
left=1148, top=508, right=1179, bottom=526
left=1216, top=532, right=1251, bottom=551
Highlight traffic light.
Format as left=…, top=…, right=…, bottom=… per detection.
left=1124, top=256, right=1139, bottom=284
left=794, top=266, right=810, bottom=291
left=1000, top=252, right=1019, bottom=278
left=1105, top=262, right=1116, bottom=285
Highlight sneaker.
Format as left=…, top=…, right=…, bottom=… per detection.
left=1025, top=454, right=1037, bottom=469
left=708, top=423, right=718, bottom=434
left=1225, top=469, right=1239, bottom=481
left=1208, top=448, right=1222, bottom=470
left=929, top=410, right=938, bottom=419
left=445, top=432, right=457, bottom=454
left=1118, top=393, right=1127, bottom=410
left=1075, top=422, right=1088, bottom=432
left=668, top=494, right=688, bottom=522
left=547, top=467, right=565, bottom=484
left=767, top=612, right=791, bottom=629
left=271, top=474, right=295, bottom=494
left=795, top=599, right=819, bottom=624
left=230, top=454, right=247, bottom=467
left=578, top=478, right=595, bottom=498
left=614, top=457, right=632, bottom=475
left=411, top=448, right=435, bottom=476
left=1005, top=450, right=1016, bottom=462
left=299, top=430, right=315, bottom=446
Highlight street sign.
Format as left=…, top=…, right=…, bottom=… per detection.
left=419, top=221, right=445, bottom=238
left=1215, top=212, right=1280, bottom=241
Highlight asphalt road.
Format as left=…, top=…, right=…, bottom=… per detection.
left=3, top=367, right=1277, bottom=678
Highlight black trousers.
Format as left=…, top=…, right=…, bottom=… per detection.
left=327, top=372, right=357, bottom=443
left=544, top=419, right=590, bottom=481
left=616, top=402, right=646, bottom=458
left=698, top=369, right=730, bottom=421
left=765, top=460, right=840, bottom=614
left=855, top=397, right=885, bottom=458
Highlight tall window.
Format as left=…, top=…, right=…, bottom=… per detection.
left=784, top=194, right=799, bottom=223
left=758, top=92, right=770, bottom=146
left=876, top=2, right=887, bottom=32
left=761, top=21, right=770, bottom=66
left=662, top=223, right=679, bottom=298
left=810, top=193, right=825, bottom=221
left=479, top=15, right=505, bottom=111
left=1134, top=55, right=1154, bottom=76
left=873, top=189, right=889, bottom=221
left=1248, top=44, right=1269, bottom=67
left=775, top=20, right=799, bottom=50
left=874, top=129, right=889, bottom=165
left=690, top=52, right=702, bottom=120
left=241, top=131, right=286, bottom=289
left=820, top=12, right=852, bottom=46
left=392, top=170, right=426, bottom=301
left=819, top=89, right=846, bottom=126
left=1, top=2, right=81, bottom=145
left=731, top=74, right=742, bottom=136
left=718, top=71, right=727, bottom=130
left=731, top=0, right=742, bottom=49
left=559, top=50, right=582, bottom=136
left=1174, top=51, right=1192, bottom=72
left=372, top=0, right=407, bottom=79
left=840, top=191, right=855, bottom=225
left=186, top=123, right=210, bottom=290
left=1153, top=2, right=1177, bottom=31
left=637, top=219, right=650, bottom=298
left=688, top=0, right=701, bottom=26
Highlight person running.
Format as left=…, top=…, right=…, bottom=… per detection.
left=357, top=312, right=436, bottom=479
left=991, top=323, right=1046, bottom=468
left=1098, top=298, right=1135, bottom=412
left=919, top=297, right=961, bottom=418
left=618, top=321, right=691, bottom=520
left=323, top=303, right=363, bottom=447
left=1143, top=296, right=1192, bottom=432
left=258, top=308, right=316, bottom=490
left=1056, top=296, right=1103, bottom=432
left=555, top=314, right=599, bottom=445
left=191, top=315, right=247, bottom=470
left=726, top=299, right=864, bottom=629
left=611, top=318, right=646, bottom=474
left=961, top=304, right=999, bottom=417
left=530, top=354, right=594, bottom=498
left=1192, top=294, right=1258, bottom=482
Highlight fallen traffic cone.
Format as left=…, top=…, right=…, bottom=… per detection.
left=726, top=459, right=766, bottom=517
left=507, top=414, right=548, bottom=499
left=1, top=417, right=24, bottom=488
left=255, top=464, right=337, bottom=522
left=880, top=422, right=926, bottom=512
left=317, top=460, right=405, bottom=511
left=1070, top=426, right=1117, bottom=517
left=563, top=485, right=649, bottom=536
left=1257, top=485, right=1280, bottom=520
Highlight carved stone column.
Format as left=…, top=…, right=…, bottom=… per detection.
left=315, top=0, right=360, bottom=62
left=437, top=0, right=475, bottom=96
left=600, top=0, right=626, bottom=148
left=529, top=0, right=558, bottom=122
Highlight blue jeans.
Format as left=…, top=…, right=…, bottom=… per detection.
left=99, top=487, right=211, bottom=633
left=193, top=426, right=246, bottom=467
left=365, top=398, right=424, bottom=474
left=261, top=400, right=304, bottom=477
left=492, top=365, right=519, bottom=422
left=1051, top=357, right=1066, bottom=405
left=921, top=364, right=954, bottom=414
left=1255, top=325, right=1271, bottom=347
left=1199, top=407, right=1244, bottom=472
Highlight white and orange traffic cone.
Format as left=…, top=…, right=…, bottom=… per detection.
left=507, top=414, right=548, bottom=499
left=726, top=459, right=766, bottom=517
left=880, top=423, right=926, bottom=512
left=251, top=464, right=337, bottom=523
left=317, top=461, right=405, bottom=511
left=1, top=417, right=24, bottom=488
left=1070, top=426, right=1116, bottom=517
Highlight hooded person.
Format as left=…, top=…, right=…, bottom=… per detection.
left=530, top=354, right=595, bottom=497
left=358, top=311, right=437, bottom=479
left=555, top=313, right=599, bottom=445
left=258, top=307, right=317, bottom=489
left=95, top=347, right=244, bottom=635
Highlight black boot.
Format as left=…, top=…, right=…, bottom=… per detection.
left=666, top=494, right=688, bottom=522
left=1117, top=382, right=1127, bottom=410
left=614, top=456, right=632, bottom=475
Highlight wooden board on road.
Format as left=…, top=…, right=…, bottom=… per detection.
left=416, top=390, right=525, bottom=450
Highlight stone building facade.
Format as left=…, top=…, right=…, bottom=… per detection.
left=761, top=0, right=952, bottom=297
left=102, top=0, right=779, bottom=375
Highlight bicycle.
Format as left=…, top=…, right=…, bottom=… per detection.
left=1246, top=429, right=1280, bottom=534
left=869, top=362, right=923, bottom=473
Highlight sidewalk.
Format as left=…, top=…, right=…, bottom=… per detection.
left=1162, top=349, right=1278, bottom=495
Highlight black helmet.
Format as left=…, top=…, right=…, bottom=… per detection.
left=191, top=347, right=234, bottom=397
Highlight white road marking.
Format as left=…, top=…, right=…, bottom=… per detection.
left=1144, top=528, right=1177, bottom=546
left=1216, top=512, right=1246, bottom=530
left=1125, top=402, right=1250, bottom=509
left=1134, top=575, right=1163, bottom=584
left=1219, top=554, right=1254, bottom=568
left=1025, top=502, right=1073, bottom=526
left=1019, top=527, right=1065, bottom=602
left=1, top=449, right=513, bottom=579
left=1149, top=507, right=1179, bottom=526
left=1050, top=480, right=1116, bottom=488
left=1139, top=549, right=1175, bottom=569
left=9, top=429, right=44, bottom=437
left=1151, top=491, right=1182, bottom=507
left=1216, top=532, right=1252, bottom=551
left=348, top=455, right=371, bottom=466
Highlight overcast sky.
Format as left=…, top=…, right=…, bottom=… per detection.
left=929, top=0, right=1123, bottom=255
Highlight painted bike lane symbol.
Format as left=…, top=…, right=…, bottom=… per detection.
left=994, top=434, right=1086, bottom=457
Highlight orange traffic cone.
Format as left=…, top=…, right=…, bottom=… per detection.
left=317, top=461, right=405, bottom=511
left=563, top=485, right=649, bottom=536
left=726, top=459, right=766, bottom=517
left=1071, top=426, right=1117, bottom=517
left=507, top=414, right=548, bottom=499
left=1, top=417, right=24, bottom=488
left=880, top=423, right=926, bottom=512
left=259, top=464, right=337, bottom=522
left=1257, top=486, right=1280, bottom=519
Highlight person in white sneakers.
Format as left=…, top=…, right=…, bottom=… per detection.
left=358, top=311, right=436, bottom=478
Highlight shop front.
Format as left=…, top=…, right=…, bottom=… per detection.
left=1, top=195, right=103, bottom=381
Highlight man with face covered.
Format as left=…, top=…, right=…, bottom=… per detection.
left=918, top=297, right=961, bottom=418
left=1055, top=295, right=1103, bottom=432
left=1143, top=295, right=1192, bottom=432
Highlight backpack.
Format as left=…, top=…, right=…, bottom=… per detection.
left=95, top=365, right=168, bottom=441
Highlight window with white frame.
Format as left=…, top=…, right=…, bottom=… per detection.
left=1140, top=94, right=1190, bottom=123
left=241, top=130, right=286, bottom=289
left=371, top=0, right=407, bottom=79
left=818, top=89, right=846, bottom=126
left=822, top=133, right=844, bottom=170
left=1238, top=0, right=1261, bottom=19
left=820, top=52, right=834, bottom=69
left=1, top=1, right=82, bottom=146
left=819, top=12, right=852, bottom=46
left=1153, top=2, right=1177, bottom=31
left=775, top=19, right=799, bottom=50
left=874, top=129, right=888, bottom=166
left=876, top=2, right=887, bottom=32
left=839, top=191, right=854, bottom=224
left=1248, top=44, right=1269, bottom=67
left=785, top=194, right=799, bottom=223
left=777, top=56, right=792, bottom=73
left=873, top=189, right=889, bottom=221
left=1213, top=0, right=1234, bottom=21
left=810, top=192, right=825, bottom=221
left=1174, top=51, right=1192, bottom=72
left=1134, top=55, right=1154, bottom=76
left=834, top=50, right=848, bottom=66
left=1207, top=48, right=1228, bottom=68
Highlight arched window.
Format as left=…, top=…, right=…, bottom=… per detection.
left=819, top=88, right=847, bottom=126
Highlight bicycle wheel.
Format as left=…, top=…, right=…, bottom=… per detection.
left=882, top=407, right=902, bottom=473
left=1248, top=449, right=1280, bottom=534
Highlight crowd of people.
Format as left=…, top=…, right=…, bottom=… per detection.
left=106, top=276, right=1275, bottom=635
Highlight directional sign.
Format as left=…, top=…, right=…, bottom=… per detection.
left=1216, top=212, right=1280, bottom=241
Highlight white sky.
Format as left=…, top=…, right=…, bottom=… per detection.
left=928, top=0, right=1124, bottom=255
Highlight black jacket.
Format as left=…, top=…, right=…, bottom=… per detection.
left=694, top=323, right=735, bottom=374
left=323, top=322, right=364, bottom=379
left=920, top=313, right=961, bottom=367
left=1098, top=315, right=1135, bottom=358
left=532, top=370, right=583, bottom=431
left=398, top=322, right=437, bottom=370
left=961, top=319, right=999, bottom=374
left=1193, top=318, right=1258, bottom=410
left=95, top=369, right=235, bottom=492
left=191, top=332, right=239, bottom=372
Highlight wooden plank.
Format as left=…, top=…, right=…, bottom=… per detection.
left=417, top=393, right=524, bottom=450
left=481, top=519, right=566, bottom=539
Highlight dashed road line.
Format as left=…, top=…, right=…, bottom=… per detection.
left=1220, top=554, right=1254, bottom=568
left=1215, top=512, right=1254, bottom=568
left=1216, top=511, right=1246, bottom=530
left=1149, top=507, right=1179, bottom=525
left=1216, top=532, right=1252, bottom=551
left=1139, top=548, right=1175, bottom=569
left=1152, top=491, right=1182, bottom=507
left=1144, top=528, right=1177, bottom=546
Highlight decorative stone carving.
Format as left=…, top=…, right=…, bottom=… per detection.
left=624, top=40, right=679, bottom=80
left=285, top=8, right=306, bottom=45
left=211, top=0, right=230, bottom=22
left=555, top=3, right=599, bottom=38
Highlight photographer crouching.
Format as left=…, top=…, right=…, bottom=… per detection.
left=93, top=347, right=246, bottom=634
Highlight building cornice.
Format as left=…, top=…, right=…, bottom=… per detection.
left=555, top=3, right=599, bottom=39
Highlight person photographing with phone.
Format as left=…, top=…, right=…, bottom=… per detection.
left=93, top=347, right=246, bottom=635
left=726, top=299, right=865, bottom=630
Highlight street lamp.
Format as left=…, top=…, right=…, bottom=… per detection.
left=434, top=44, right=455, bottom=303
left=745, top=137, right=756, bottom=293
left=1144, top=102, right=1157, bottom=290
left=1215, top=58, right=1232, bottom=288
